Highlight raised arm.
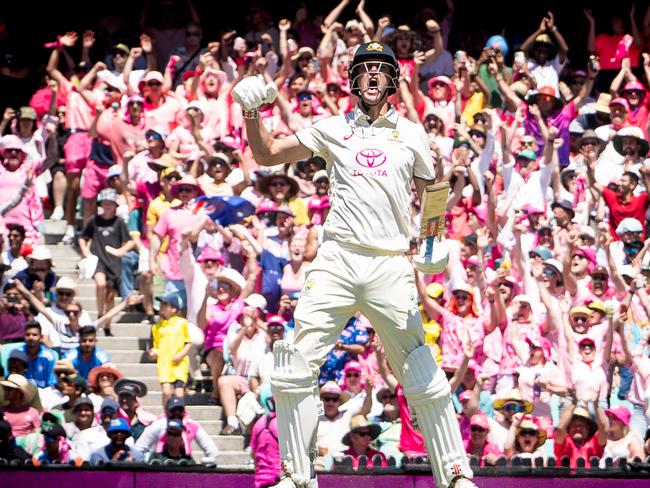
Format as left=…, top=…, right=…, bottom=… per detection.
left=322, top=0, right=351, bottom=29
left=355, top=0, right=375, bottom=37
left=584, top=9, right=596, bottom=53
left=545, top=12, right=569, bottom=63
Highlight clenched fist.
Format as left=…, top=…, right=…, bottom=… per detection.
left=232, top=76, right=278, bottom=110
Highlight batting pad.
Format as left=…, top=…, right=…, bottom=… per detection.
left=414, top=182, right=450, bottom=275
left=402, top=345, right=473, bottom=487
left=271, top=341, right=320, bottom=486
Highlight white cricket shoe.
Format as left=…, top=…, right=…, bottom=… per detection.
left=50, top=206, right=64, bottom=221
left=450, top=477, right=478, bottom=488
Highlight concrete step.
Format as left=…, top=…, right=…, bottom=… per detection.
left=213, top=451, right=251, bottom=465
left=147, top=405, right=223, bottom=421
left=51, top=256, right=81, bottom=267
left=48, top=245, right=83, bottom=259
left=115, top=363, right=158, bottom=376
left=110, top=323, right=153, bottom=338
left=97, top=336, right=150, bottom=350
left=106, top=350, right=154, bottom=363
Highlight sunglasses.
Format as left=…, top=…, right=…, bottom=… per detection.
left=573, top=316, right=589, bottom=323
left=346, top=372, right=360, bottom=378
left=164, top=175, right=181, bottom=182
left=269, top=181, right=288, bottom=188
left=542, top=268, right=556, bottom=277
left=519, top=429, right=539, bottom=437
left=105, top=86, right=120, bottom=93
left=66, top=309, right=81, bottom=316
left=380, top=393, right=397, bottom=402
left=146, top=81, right=162, bottom=87
left=454, top=293, right=470, bottom=301
left=57, top=290, right=74, bottom=297
left=521, top=140, right=536, bottom=146
left=354, top=431, right=372, bottom=437
left=432, top=82, right=447, bottom=88
left=470, top=426, right=487, bottom=433
left=177, top=186, right=197, bottom=193
left=502, top=403, right=524, bottom=413
left=322, top=396, right=340, bottom=403
left=202, top=259, right=221, bottom=266
left=185, top=31, right=201, bottom=37
left=146, top=132, right=163, bottom=140
left=217, top=281, right=232, bottom=290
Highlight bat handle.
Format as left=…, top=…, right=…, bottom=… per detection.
left=425, top=236, right=434, bottom=257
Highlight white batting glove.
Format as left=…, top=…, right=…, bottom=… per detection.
left=232, top=76, right=278, bottom=110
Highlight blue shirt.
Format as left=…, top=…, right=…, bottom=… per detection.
left=64, top=347, right=111, bottom=379
left=23, top=344, right=58, bottom=388
left=318, top=317, right=369, bottom=386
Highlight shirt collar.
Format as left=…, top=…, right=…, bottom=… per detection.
left=351, top=103, right=399, bottom=128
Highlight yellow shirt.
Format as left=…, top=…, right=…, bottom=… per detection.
left=288, top=197, right=309, bottom=226
left=147, top=194, right=180, bottom=253
left=420, top=306, right=442, bottom=364
left=151, top=315, right=190, bottom=383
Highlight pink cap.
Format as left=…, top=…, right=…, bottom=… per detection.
left=470, top=413, right=490, bottom=430
left=623, top=80, right=645, bottom=92
left=196, top=246, right=225, bottom=264
left=526, top=336, right=552, bottom=359
left=343, top=360, right=362, bottom=373
left=521, top=203, right=544, bottom=215
left=573, top=246, right=596, bottom=264
left=604, top=405, right=631, bottom=426
left=1, top=135, right=26, bottom=154
left=459, top=390, right=473, bottom=402
left=266, top=315, right=286, bottom=328
left=610, top=97, right=631, bottom=111
left=463, top=255, right=479, bottom=267
left=468, top=205, right=488, bottom=225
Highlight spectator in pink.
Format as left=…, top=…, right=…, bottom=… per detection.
left=340, top=415, right=387, bottom=469
left=554, top=398, right=608, bottom=468
left=464, top=413, right=502, bottom=466
left=140, top=71, right=183, bottom=134
left=601, top=405, right=645, bottom=463
left=0, top=136, right=42, bottom=245
left=150, top=174, right=204, bottom=294
left=250, top=389, right=281, bottom=488
left=198, top=267, right=246, bottom=405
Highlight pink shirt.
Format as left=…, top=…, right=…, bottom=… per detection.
left=59, top=78, right=95, bottom=130
left=570, top=358, right=608, bottom=403
left=250, top=413, right=281, bottom=488
left=204, top=298, right=245, bottom=351
left=439, top=310, right=485, bottom=371
left=3, top=406, right=41, bottom=436
left=342, top=447, right=387, bottom=468
left=198, top=96, right=231, bottom=140
left=628, top=350, right=650, bottom=406
left=463, top=438, right=502, bottom=465
left=499, top=320, right=543, bottom=375
left=517, top=362, right=562, bottom=419
left=143, top=96, right=183, bottom=134
left=0, top=162, right=44, bottom=245
left=396, top=385, right=425, bottom=455
left=153, top=205, right=203, bottom=280
left=167, top=125, right=216, bottom=160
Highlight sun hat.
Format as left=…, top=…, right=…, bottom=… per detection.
left=613, top=126, right=649, bottom=156
left=170, top=174, right=204, bottom=198
left=196, top=246, right=225, bottom=265
left=54, top=276, right=76, bottom=292
left=578, top=129, right=604, bottom=148
left=526, top=86, right=563, bottom=112
left=586, top=93, right=612, bottom=114
left=186, top=100, right=206, bottom=113
left=588, top=300, right=607, bottom=314
left=569, top=120, right=585, bottom=135
left=622, top=80, right=645, bottom=92
left=571, top=407, right=597, bottom=436
left=427, top=75, right=455, bottom=101
left=107, top=165, right=123, bottom=179
left=88, top=364, right=124, bottom=389
left=18, top=106, right=37, bottom=120
left=343, top=360, right=362, bottom=374
left=259, top=173, right=300, bottom=199
left=529, top=246, right=553, bottom=260
left=570, top=305, right=592, bottom=317
left=0, top=373, right=34, bottom=404
left=516, top=416, right=547, bottom=449
left=215, top=267, right=246, bottom=295
left=244, top=293, right=268, bottom=311
left=493, top=388, right=533, bottom=414
left=312, top=169, right=329, bottom=183
left=114, top=378, right=148, bottom=398
left=529, top=33, right=557, bottom=56
left=551, top=198, right=575, bottom=217
left=458, top=390, right=473, bottom=402
left=139, top=71, right=164, bottom=92
left=319, top=381, right=350, bottom=403
left=572, top=247, right=596, bottom=267
left=512, top=294, right=532, bottom=305
left=341, top=415, right=382, bottom=446
left=604, top=405, right=631, bottom=427
left=525, top=336, right=552, bottom=360
left=542, top=258, right=563, bottom=276
left=516, top=148, right=538, bottom=162
left=145, top=125, right=168, bottom=142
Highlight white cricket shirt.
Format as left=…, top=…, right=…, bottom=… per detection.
left=296, top=104, right=435, bottom=252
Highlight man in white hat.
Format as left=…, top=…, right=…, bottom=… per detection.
left=31, top=276, right=94, bottom=352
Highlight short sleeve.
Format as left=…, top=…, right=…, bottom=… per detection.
left=152, top=324, right=159, bottom=349
left=153, top=207, right=170, bottom=239
left=411, top=124, right=436, bottom=180
left=181, top=320, right=190, bottom=343
left=295, top=125, right=327, bottom=158
left=81, top=220, right=95, bottom=240
left=118, top=220, right=130, bottom=245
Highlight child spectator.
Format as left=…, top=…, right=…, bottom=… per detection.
left=148, top=291, right=191, bottom=407
left=79, top=188, right=134, bottom=321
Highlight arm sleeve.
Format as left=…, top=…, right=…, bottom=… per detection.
left=295, top=123, right=328, bottom=158
left=153, top=207, right=169, bottom=239
left=80, top=220, right=95, bottom=240
left=152, top=324, right=159, bottom=349
left=182, top=320, right=191, bottom=344
left=194, top=426, right=220, bottom=459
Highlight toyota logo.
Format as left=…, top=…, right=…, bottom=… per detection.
left=355, top=148, right=386, bottom=168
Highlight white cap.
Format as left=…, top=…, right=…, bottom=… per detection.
left=580, top=226, right=596, bottom=240
left=616, top=218, right=643, bottom=236
left=513, top=294, right=532, bottom=304
left=186, top=100, right=206, bottom=113
left=542, top=258, right=563, bottom=275
left=244, top=293, right=267, bottom=311
left=108, top=165, right=122, bottom=179
left=29, top=245, right=52, bottom=261
left=312, top=169, right=329, bottom=183
left=54, top=276, right=76, bottom=292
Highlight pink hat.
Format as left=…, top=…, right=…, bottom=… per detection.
left=343, top=360, right=362, bottom=373
left=459, top=390, right=473, bottom=402
left=623, top=80, right=646, bottom=92
left=468, top=205, right=488, bottom=225
left=1, top=135, right=26, bottom=155
left=196, top=246, right=225, bottom=264
left=610, top=97, right=631, bottom=111
left=463, top=255, right=479, bottom=267
left=138, top=71, right=164, bottom=92
left=526, top=336, right=552, bottom=359
left=521, top=203, right=544, bottom=215
left=573, top=247, right=597, bottom=272
left=604, top=405, right=631, bottom=427
left=427, top=76, right=455, bottom=101
left=266, top=315, right=286, bottom=328
left=202, top=67, right=227, bottom=86
left=470, top=413, right=490, bottom=431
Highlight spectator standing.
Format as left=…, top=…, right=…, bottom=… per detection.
left=149, top=291, right=191, bottom=406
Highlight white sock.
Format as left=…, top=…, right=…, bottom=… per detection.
left=227, top=416, right=239, bottom=429
left=65, top=224, right=74, bottom=235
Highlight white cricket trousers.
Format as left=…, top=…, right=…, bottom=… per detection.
left=293, top=239, right=425, bottom=381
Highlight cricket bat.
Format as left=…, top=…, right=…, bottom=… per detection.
left=413, top=182, right=450, bottom=274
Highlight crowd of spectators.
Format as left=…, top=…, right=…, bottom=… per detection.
left=2, top=0, right=650, bottom=482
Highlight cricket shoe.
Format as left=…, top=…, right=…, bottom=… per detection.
left=450, top=476, right=478, bottom=488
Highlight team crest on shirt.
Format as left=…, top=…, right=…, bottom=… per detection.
left=302, top=279, right=316, bottom=296
left=388, top=130, right=403, bottom=143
